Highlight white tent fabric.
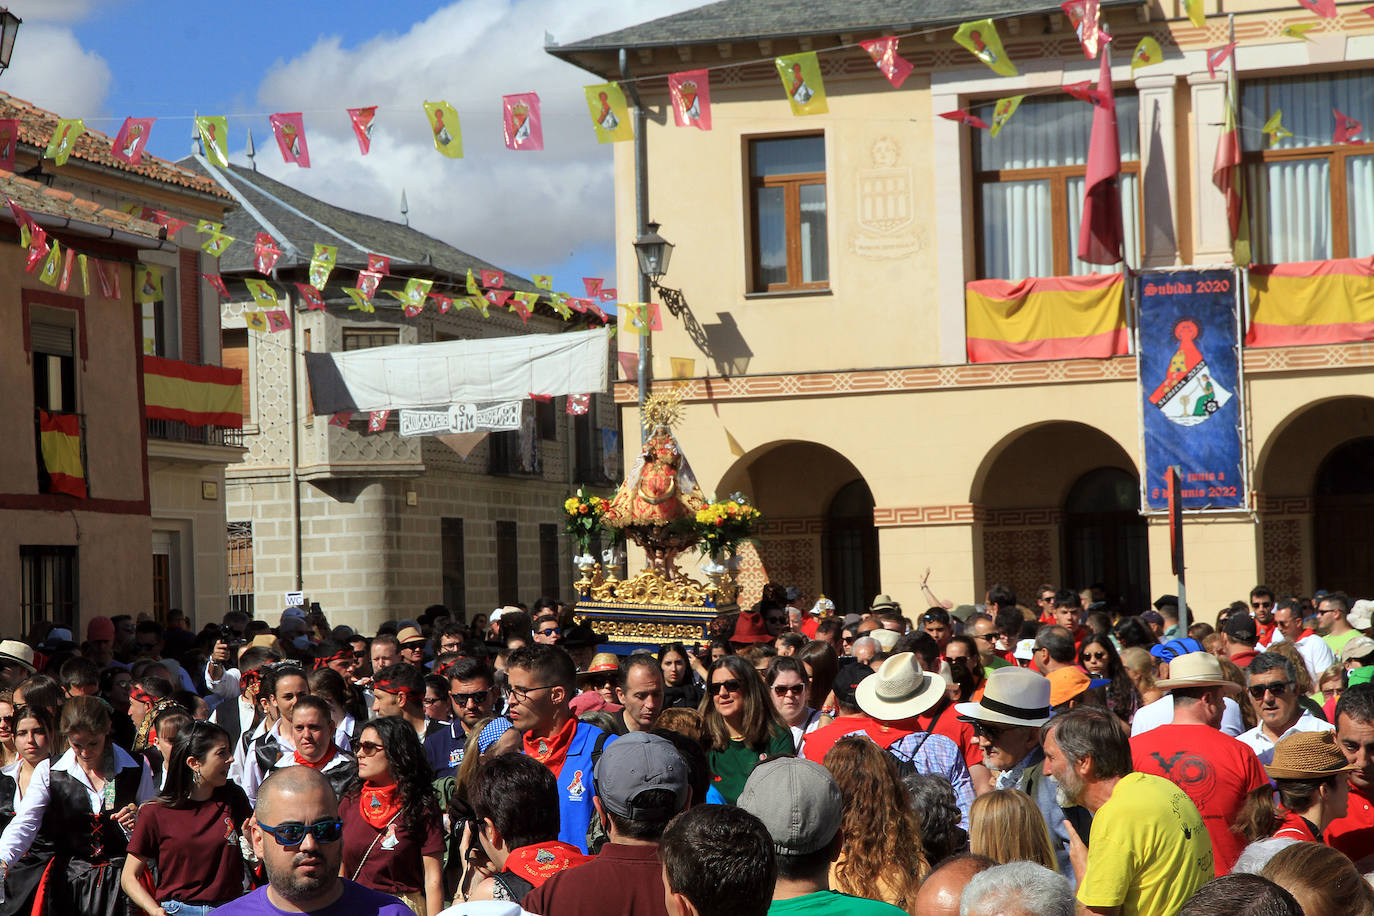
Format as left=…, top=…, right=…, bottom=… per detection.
left=304, top=327, right=610, bottom=414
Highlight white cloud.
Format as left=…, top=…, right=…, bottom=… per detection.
left=246, top=0, right=700, bottom=278
left=4, top=0, right=110, bottom=24
left=1, top=21, right=111, bottom=117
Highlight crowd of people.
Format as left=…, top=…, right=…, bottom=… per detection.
left=1, top=580, right=1373, bottom=915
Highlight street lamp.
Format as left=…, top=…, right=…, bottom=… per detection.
left=0, top=9, right=22, bottom=76
left=633, top=221, right=674, bottom=285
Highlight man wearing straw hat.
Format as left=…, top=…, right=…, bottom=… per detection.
left=1130, top=652, right=1269, bottom=874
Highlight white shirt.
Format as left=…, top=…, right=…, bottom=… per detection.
left=1237, top=711, right=1334, bottom=764
left=240, top=718, right=296, bottom=806
left=229, top=714, right=269, bottom=789
left=0, top=745, right=155, bottom=867
left=1268, top=631, right=1337, bottom=686
left=1131, top=694, right=1245, bottom=738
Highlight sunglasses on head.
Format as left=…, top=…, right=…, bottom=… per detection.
left=712, top=678, right=743, bottom=695
left=1247, top=681, right=1293, bottom=700
left=772, top=683, right=805, bottom=697
left=257, top=818, right=344, bottom=847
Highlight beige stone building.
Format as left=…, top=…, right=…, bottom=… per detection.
left=200, top=161, right=617, bottom=633
left=551, top=0, right=1374, bottom=619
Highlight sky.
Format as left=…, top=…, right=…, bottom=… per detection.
left=2, top=0, right=704, bottom=285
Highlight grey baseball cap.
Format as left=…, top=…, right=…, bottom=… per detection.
left=593, top=732, right=688, bottom=819
left=736, top=757, right=842, bottom=856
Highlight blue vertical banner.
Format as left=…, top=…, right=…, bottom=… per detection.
left=1138, top=268, right=1246, bottom=512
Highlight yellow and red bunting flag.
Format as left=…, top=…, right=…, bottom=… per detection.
left=24, top=228, right=47, bottom=274
left=38, top=409, right=85, bottom=498
left=1060, top=0, right=1102, bottom=58
left=58, top=247, right=76, bottom=291
left=203, top=273, right=230, bottom=297
left=775, top=52, right=828, bottom=116
left=668, top=69, right=712, bottom=130
left=1335, top=109, right=1364, bottom=144
left=859, top=37, right=913, bottom=88
left=1297, top=0, right=1338, bottom=16
left=532, top=274, right=553, bottom=290
left=295, top=283, right=325, bottom=310
left=348, top=106, right=377, bottom=155
left=990, top=95, right=1025, bottom=138
left=512, top=291, right=539, bottom=323
left=468, top=295, right=490, bottom=318
left=135, top=265, right=163, bottom=303
left=328, top=411, right=353, bottom=428
left=77, top=253, right=89, bottom=295
left=145, top=209, right=189, bottom=237
left=1131, top=37, right=1163, bottom=72
left=356, top=271, right=382, bottom=298
left=465, top=269, right=480, bottom=295
left=549, top=294, right=572, bottom=320
left=430, top=292, right=453, bottom=314
left=485, top=289, right=513, bottom=310
left=310, top=243, right=337, bottom=288
left=480, top=269, right=504, bottom=288
left=1183, top=0, right=1206, bottom=27
left=143, top=355, right=243, bottom=428
left=95, top=259, right=120, bottom=299
left=202, top=230, right=234, bottom=257
left=582, top=277, right=603, bottom=298
left=243, top=278, right=278, bottom=309
left=269, top=112, right=310, bottom=168
left=503, top=92, right=543, bottom=151
left=622, top=302, right=662, bottom=335
left=37, top=240, right=62, bottom=287
left=1206, top=43, right=1236, bottom=80
left=0, top=118, right=18, bottom=171
left=584, top=83, right=634, bottom=143
left=423, top=101, right=463, bottom=158
left=1247, top=257, right=1374, bottom=346
left=599, top=287, right=618, bottom=302
left=253, top=233, right=282, bottom=275
left=1263, top=110, right=1293, bottom=147
left=617, top=351, right=639, bottom=379
left=343, top=288, right=374, bottom=313
left=368, top=254, right=391, bottom=275
left=670, top=357, right=696, bottom=379
left=367, top=410, right=390, bottom=432
left=1282, top=21, right=1320, bottom=39
left=111, top=117, right=155, bottom=165
left=266, top=310, right=292, bottom=332
left=965, top=273, right=1127, bottom=363
left=385, top=277, right=433, bottom=316
left=196, top=116, right=229, bottom=167
left=244, top=311, right=269, bottom=332
left=566, top=394, right=590, bottom=416
left=953, top=19, right=1018, bottom=77
left=45, top=118, right=85, bottom=167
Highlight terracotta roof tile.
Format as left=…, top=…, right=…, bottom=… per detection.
left=0, top=170, right=164, bottom=243
left=0, top=92, right=233, bottom=201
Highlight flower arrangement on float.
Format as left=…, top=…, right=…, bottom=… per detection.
left=696, top=492, right=762, bottom=571
left=564, top=487, right=607, bottom=570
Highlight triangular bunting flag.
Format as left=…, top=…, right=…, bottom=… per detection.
left=990, top=96, right=1025, bottom=138
left=1334, top=108, right=1364, bottom=144
left=295, top=283, right=325, bottom=310
left=196, top=116, right=229, bottom=167
left=1131, top=37, right=1163, bottom=72
left=269, top=112, right=310, bottom=168
left=253, top=233, right=281, bottom=275
left=480, top=269, right=504, bottom=288
left=45, top=118, right=86, bottom=166
left=244, top=311, right=269, bottom=332
left=356, top=271, right=382, bottom=298
left=367, top=254, right=391, bottom=275
left=38, top=241, right=63, bottom=287
left=343, top=288, right=375, bottom=313
left=244, top=278, right=278, bottom=309
left=310, top=244, right=337, bottom=288
left=953, top=19, right=1018, bottom=76
left=348, top=107, right=377, bottom=155
left=940, top=109, right=990, bottom=129
left=329, top=411, right=353, bottom=428
left=204, top=273, right=231, bottom=298
left=368, top=410, right=390, bottom=432
left=266, top=310, right=292, bottom=332
left=566, top=394, right=590, bottom=416
left=1262, top=110, right=1293, bottom=147
left=1206, top=43, right=1236, bottom=81
left=858, top=37, right=913, bottom=88
left=1282, top=21, right=1320, bottom=39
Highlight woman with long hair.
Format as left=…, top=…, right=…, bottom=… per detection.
left=120, top=720, right=253, bottom=915
left=1078, top=635, right=1138, bottom=724
left=657, top=643, right=704, bottom=710
left=0, top=706, right=57, bottom=915
left=969, top=788, right=1059, bottom=871
left=765, top=657, right=831, bottom=751
left=1120, top=647, right=1165, bottom=709
left=823, top=737, right=927, bottom=913
left=699, top=655, right=792, bottom=804
left=797, top=641, right=839, bottom=714
left=339, top=716, right=444, bottom=916
left=0, top=696, right=154, bottom=916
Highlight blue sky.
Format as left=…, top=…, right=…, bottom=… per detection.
left=5, top=0, right=701, bottom=288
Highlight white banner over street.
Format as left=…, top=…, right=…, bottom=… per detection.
left=399, top=401, right=523, bottom=437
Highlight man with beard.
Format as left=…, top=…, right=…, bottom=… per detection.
left=955, top=667, right=1083, bottom=877
left=1043, top=707, right=1213, bottom=916
left=1327, top=684, right=1374, bottom=864
left=213, top=767, right=412, bottom=916
left=425, top=656, right=496, bottom=778
left=1250, top=586, right=1278, bottom=647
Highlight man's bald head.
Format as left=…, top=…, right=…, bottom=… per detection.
left=913, top=854, right=996, bottom=916
left=256, top=765, right=337, bottom=822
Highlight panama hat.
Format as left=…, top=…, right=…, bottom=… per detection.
left=1342, top=635, right=1374, bottom=665
left=1154, top=651, right=1241, bottom=692
left=1350, top=600, right=1374, bottom=632
left=0, top=641, right=35, bottom=673
left=1266, top=730, right=1357, bottom=780
left=869, top=628, right=899, bottom=652
left=955, top=666, right=1052, bottom=727
left=855, top=652, right=947, bottom=721
left=870, top=594, right=900, bottom=613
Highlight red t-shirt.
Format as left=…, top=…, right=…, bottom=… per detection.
left=127, top=785, right=254, bottom=903
left=1274, top=810, right=1319, bottom=842
left=339, top=789, right=445, bottom=896
left=801, top=715, right=912, bottom=763
left=1329, top=782, right=1374, bottom=863
left=1131, top=723, right=1268, bottom=874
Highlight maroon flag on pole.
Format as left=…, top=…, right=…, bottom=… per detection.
left=1077, top=46, right=1122, bottom=266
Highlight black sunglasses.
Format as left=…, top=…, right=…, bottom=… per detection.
left=971, top=720, right=1012, bottom=739
left=712, top=679, right=743, bottom=695
left=450, top=690, right=490, bottom=706
left=772, top=683, right=806, bottom=697
left=258, top=818, right=344, bottom=847
left=1247, top=681, right=1293, bottom=700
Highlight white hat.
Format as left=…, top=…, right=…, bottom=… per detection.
left=1154, top=651, right=1241, bottom=692
left=856, top=652, right=947, bottom=721
left=1014, top=638, right=1036, bottom=661
left=0, top=640, right=35, bottom=673
left=1350, top=600, right=1374, bottom=632
left=869, top=628, right=899, bottom=651
left=955, top=667, right=1053, bottom=727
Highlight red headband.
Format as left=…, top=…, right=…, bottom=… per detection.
left=130, top=686, right=155, bottom=705
left=313, top=650, right=352, bottom=670
left=374, top=679, right=417, bottom=703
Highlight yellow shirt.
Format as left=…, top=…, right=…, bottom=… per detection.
left=1077, top=772, right=1214, bottom=916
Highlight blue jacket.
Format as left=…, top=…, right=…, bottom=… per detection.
left=533, top=722, right=616, bottom=853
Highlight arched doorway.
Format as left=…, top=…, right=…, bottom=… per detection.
left=823, top=479, right=880, bottom=615
left=1315, top=437, right=1374, bottom=596
left=1063, top=467, right=1150, bottom=612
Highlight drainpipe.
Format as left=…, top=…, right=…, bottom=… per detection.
left=621, top=47, right=651, bottom=444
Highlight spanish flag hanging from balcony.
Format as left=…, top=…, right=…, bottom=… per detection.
left=1246, top=257, right=1374, bottom=347
left=38, top=410, right=86, bottom=498
left=143, top=356, right=244, bottom=428
left=965, top=273, right=1128, bottom=363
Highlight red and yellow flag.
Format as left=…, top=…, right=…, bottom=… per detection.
left=1247, top=257, right=1374, bottom=347
left=38, top=410, right=86, bottom=498
left=965, top=274, right=1127, bottom=363
left=143, top=356, right=243, bottom=428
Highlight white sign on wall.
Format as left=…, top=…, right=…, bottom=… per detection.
left=399, top=401, right=523, bottom=437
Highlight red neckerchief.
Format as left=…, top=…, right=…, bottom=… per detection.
left=1296, top=628, right=1316, bottom=642
left=1258, top=621, right=1277, bottom=645
left=505, top=841, right=592, bottom=886
left=293, top=743, right=337, bottom=771
left=522, top=716, right=577, bottom=772
left=359, top=782, right=401, bottom=829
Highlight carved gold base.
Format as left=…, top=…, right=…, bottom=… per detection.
left=574, top=563, right=738, bottom=608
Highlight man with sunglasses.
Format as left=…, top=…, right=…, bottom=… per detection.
left=1237, top=651, right=1333, bottom=764
left=533, top=613, right=563, bottom=646
left=1249, top=586, right=1278, bottom=647
left=1269, top=598, right=1336, bottom=687
left=216, top=767, right=412, bottom=916
left=424, top=656, right=496, bottom=778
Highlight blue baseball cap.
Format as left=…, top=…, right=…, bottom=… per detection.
left=1150, top=637, right=1203, bottom=661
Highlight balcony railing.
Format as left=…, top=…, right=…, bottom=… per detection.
left=147, top=418, right=244, bottom=447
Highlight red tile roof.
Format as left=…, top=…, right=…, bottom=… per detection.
left=0, top=92, right=233, bottom=201
left=0, top=170, right=164, bottom=242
